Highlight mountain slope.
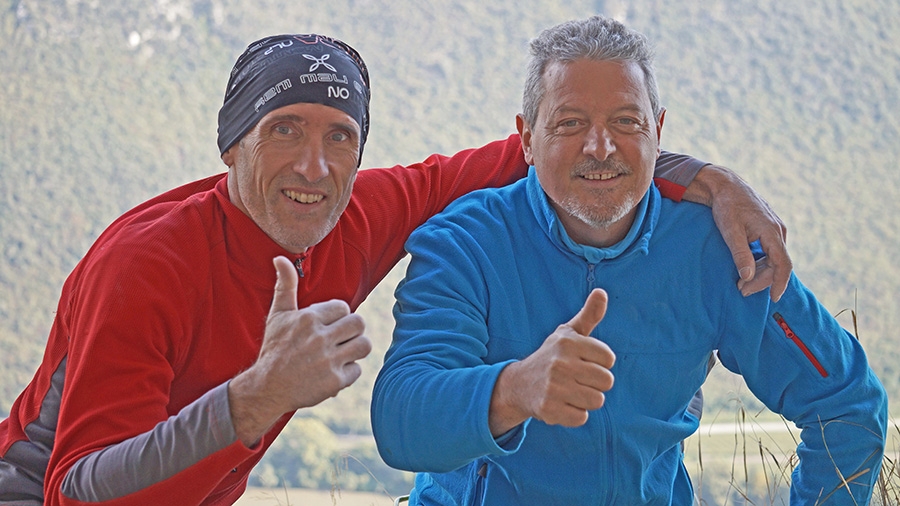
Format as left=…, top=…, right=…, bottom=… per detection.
left=1, top=0, right=898, bottom=494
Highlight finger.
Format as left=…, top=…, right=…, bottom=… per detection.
left=551, top=404, right=592, bottom=427
left=573, top=337, right=617, bottom=370
left=757, top=232, right=792, bottom=302
left=305, top=299, right=355, bottom=327
left=333, top=314, right=367, bottom=345
left=718, top=224, right=756, bottom=283
left=340, top=361, right=364, bottom=388
left=337, top=332, right=373, bottom=361
left=269, top=256, right=299, bottom=314
left=574, top=360, right=616, bottom=390
left=737, top=257, right=772, bottom=296
left=563, top=385, right=608, bottom=413
left=566, top=288, right=608, bottom=336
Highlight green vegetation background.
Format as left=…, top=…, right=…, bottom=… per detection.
left=1, top=0, right=898, bottom=499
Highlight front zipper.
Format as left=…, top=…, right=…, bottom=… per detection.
left=471, top=461, right=487, bottom=505
left=294, top=254, right=306, bottom=278
left=773, top=312, right=828, bottom=378
left=599, top=405, right=616, bottom=504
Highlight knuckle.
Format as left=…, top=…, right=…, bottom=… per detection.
left=536, top=397, right=554, bottom=416
left=348, top=313, right=366, bottom=331
left=295, top=307, right=319, bottom=324
left=359, top=336, right=373, bottom=354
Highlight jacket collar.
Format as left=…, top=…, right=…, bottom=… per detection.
left=525, top=166, right=658, bottom=263
left=214, top=176, right=307, bottom=288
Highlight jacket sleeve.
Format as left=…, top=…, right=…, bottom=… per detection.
left=57, top=384, right=254, bottom=504
left=42, top=226, right=259, bottom=506
left=716, top=274, right=888, bottom=504
left=370, top=218, right=526, bottom=473
left=653, top=151, right=706, bottom=201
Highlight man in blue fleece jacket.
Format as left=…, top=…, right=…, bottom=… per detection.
left=371, top=15, right=888, bottom=505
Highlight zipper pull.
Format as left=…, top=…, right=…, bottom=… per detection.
left=294, top=256, right=305, bottom=278
left=773, top=312, right=828, bottom=378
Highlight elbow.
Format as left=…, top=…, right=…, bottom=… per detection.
left=372, top=437, right=416, bottom=473
left=371, top=403, right=466, bottom=474
left=875, top=381, right=889, bottom=437
left=370, top=379, right=413, bottom=471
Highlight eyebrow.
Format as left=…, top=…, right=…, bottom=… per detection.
left=262, top=113, right=304, bottom=124
left=610, top=104, right=646, bottom=115
left=545, top=103, right=647, bottom=121
left=261, top=113, right=361, bottom=136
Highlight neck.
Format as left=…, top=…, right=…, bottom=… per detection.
left=556, top=205, right=637, bottom=249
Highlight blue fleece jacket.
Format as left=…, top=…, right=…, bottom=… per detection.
left=371, top=167, right=887, bottom=505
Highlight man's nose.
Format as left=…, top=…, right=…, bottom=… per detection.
left=292, top=141, right=329, bottom=182
left=583, top=124, right=615, bottom=160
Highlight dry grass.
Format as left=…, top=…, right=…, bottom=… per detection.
left=685, top=404, right=900, bottom=505
left=685, top=306, right=898, bottom=505
left=240, top=421, right=899, bottom=506
left=234, top=486, right=393, bottom=506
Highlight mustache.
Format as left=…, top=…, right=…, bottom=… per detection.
left=572, top=158, right=632, bottom=176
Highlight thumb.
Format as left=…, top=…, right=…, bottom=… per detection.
left=567, top=288, right=608, bottom=336
left=269, top=256, right=299, bottom=314
left=729, top=242, right=756, bottom=282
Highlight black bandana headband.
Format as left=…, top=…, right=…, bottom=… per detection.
left=216, top=34, right=371, bottom=165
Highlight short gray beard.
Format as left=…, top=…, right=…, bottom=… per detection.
left=559, top=158, right=639, bottom=229
left=560, top=192, right=636, bottom=229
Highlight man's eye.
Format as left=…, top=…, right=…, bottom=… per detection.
left=618, top=117, right=646, bottom=127
left=275, top=125, right=293, bottom=135
left=330, top=131, right=349, bottom=142
left=561, top=119, right=579, bottom=128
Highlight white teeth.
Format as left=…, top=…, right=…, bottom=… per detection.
left=583, top=173, right=617, bottom=181
left=284, top=190, right=324, bottom=203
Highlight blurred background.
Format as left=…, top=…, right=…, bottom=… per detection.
left=1, top=0, right=898, bottom=503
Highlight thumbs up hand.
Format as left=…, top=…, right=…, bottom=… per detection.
left=228, top=256, right=372, bottom=446
left=488, top=289, right=616, bottom=436
left=566, top=287, right=609, bottom=336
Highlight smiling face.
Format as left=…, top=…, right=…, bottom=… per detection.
left=222, top=102, right=361, bottom=253
left=518, top=58, right=665, bottom=248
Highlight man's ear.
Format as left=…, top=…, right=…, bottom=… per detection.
left=221, top=146, right=236, bottom=168
left=655, top=108, right=666, bottom=155
left=516, top=114, right=535, bottom=166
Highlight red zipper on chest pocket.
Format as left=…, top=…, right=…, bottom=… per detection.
left=773, top=312, right=828, bottom=378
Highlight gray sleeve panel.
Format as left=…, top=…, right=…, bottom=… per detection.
left=655, top=151, right=707, bottom=189
left=0, top=356, right=67, bottom=504
left=60, top=381, right=238, bottom=501
left=0, top=456, right=45, bottom=504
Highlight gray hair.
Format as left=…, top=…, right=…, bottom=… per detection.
left=522, top=16, right=662, bottom=127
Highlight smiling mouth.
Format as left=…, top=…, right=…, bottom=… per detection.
left=582, top=173, right=618, bottom=181
left=284, top=190, right=324, bottom=204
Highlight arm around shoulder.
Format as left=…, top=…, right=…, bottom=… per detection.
left=679, top=162, right=792, bottom=301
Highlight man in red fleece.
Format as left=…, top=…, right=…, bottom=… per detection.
left=0, top=33, right=789, bottom=505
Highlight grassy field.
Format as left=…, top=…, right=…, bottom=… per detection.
left=237, top=408, right=900, bottom=506
left=685, top=412, right=900, bottom=504
left=685, top=413, right=804, bottom=504
left=235, top=487, right=394, bottom=506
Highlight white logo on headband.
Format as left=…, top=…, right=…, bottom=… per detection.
left=254, top=79, right=292, bottom=112
left=264, top=40, right=293, bottom=55
left=303, top=54, right=337, bottom=72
